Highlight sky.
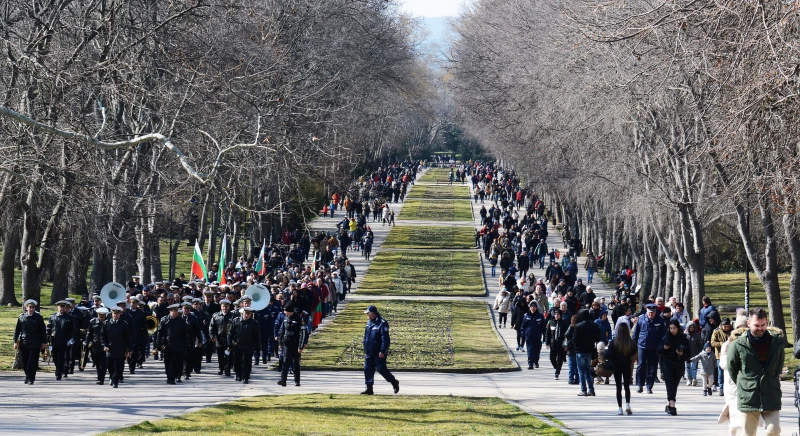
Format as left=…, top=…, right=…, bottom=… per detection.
left=399, top=0, right=464, bottom=17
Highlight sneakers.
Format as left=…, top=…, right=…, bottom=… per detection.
left=703, top=389, right=707, bottom=396
left=692, top=379, right=698, bottom=387
left=588, top=391, right=596, bottom=396
left=577, top=391, right=588, bottom=397
left=554, top=374, right=559, bottom=380
left=713, top=385, right=718, bottom=392
left=625, top=404, right=632, bottom=415
left=685, top=380, right=692, bottom=386
left=719, top=390, right=724, bottom=396
left=617, top=407, right=624, bottom=415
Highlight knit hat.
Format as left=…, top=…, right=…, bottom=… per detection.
left=703, top=342, right=711, bottom=350
left=733, top=315, right=748, bottom=329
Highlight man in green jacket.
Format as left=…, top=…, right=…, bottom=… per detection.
left=726, top=308, right=784, bottom=436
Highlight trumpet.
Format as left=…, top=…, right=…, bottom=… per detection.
left=146, top=316, right=159, bottom=335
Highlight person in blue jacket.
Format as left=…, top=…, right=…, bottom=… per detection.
left=633, top=303, right=667, bottom=394
left=595, top=312, right=612, bottom=345
left=521, top=301, right=546, bottom=369
left=361, top=305, right=399, bottom=395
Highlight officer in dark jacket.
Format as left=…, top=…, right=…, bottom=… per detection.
left=181, top=302, right=204, bottom=380
left=14, top=299, right=47, bottom=384
left=545, top=309, right=571, bottom=379
left=48, top=300, right=75, bottom=380
left=228, top=306, right=260, bottom=383
left=633, top=304, right=667, bottom=394
left=66, top=298, right=86, bottom=374
left=257, top=298, right=280, bottom=364
left=155, top=304, right=190, bottom=385
left=202, top=290, right=220, bottom=363
left=191, top=299, right=210, bottom=371
left=102, top=307, right=132, bottom=388
left=210, top=299, right=234, bottom=376
left=521, top=301, right=546, bottom=369
left=360, top=305, right=399, bottom=395
left=277, top=302, right=307, bottom=387
left=127, top=298, right=148, bottom=373
left=85, top=307, right=109, bottom=384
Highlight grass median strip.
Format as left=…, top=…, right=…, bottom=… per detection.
left=405, top=184, right=470, bottom=200
left=303, top=301, right=515, bottom=372
left=106, top=394, right=565, bottom=435
left=399, top=199, right=472, bottom=221
left=357, top=251, right=483, bottom=297
left=418, top=168, right=455, bottom=183
left=383, top=226, right=476, bottom=250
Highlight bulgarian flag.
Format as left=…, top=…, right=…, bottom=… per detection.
left=217, top=235, right=227, bottom=285
left=311, top=251, right=317, bottom=274
left=191, top=240, right=207, bottom=280
left=254, top=240, right=267, bottom=275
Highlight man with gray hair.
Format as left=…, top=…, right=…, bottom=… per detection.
left=726, top=308, right=784, bottom=436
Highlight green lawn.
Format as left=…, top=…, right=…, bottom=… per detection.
left=418, top=168, right=455, bottom=183
left=107, top=394, right=563, bottom=435
left=405, top=184, right=470, bottom=200
left=704, top=272, right=797, bottom=375
left=303, top=301, right=515, bottom=372
left=399, top=199, right=472, bottom=221
left=357, top=251, right=484, bottom=297
left=383, top=226, right=476, bottom=250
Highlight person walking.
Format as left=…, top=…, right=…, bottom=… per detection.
left=726, top=308, right=784, bottom=436
left=690, top=342, right=717, bottom=397
left=228, top=306, right=260, bottom=384
left=13, top=300, right=47, bottom=385
left=604, top=322, right=637, bottom=415
left=633, top=304, right=667, bottom=394
left=684, top=322, right=703, bottom=387
left=277, top=302, right=307, bottom=387
left=584, top=252, right=597, bottom=283
left=102, top=306, right=132, bottom=388
left=494, top=289, right=511, bottom=328
left=545, top=309, right=570, bottom=380
left=573, top=309, right=601, bottom=396
left=719, top=314, right=749, bottom=436
left=521, top=301, right=546, bottom=369
left=47, top=300, right=75, bottom=381
left=658, top=319, right=691, bottom=415
left=361, top=305, right=399, bottom=395
left=711, top=316, right=733, bottom=396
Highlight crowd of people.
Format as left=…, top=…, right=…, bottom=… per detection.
left=468, top=160, right=790, bottom=435
left=12, top=161, right=421, bottom=392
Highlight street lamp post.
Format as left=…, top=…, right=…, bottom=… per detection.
left=744, top=202, right=750, bottom=313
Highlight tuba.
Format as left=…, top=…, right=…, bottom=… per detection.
left=247, top=284, right=270, bottom=311
left=146, top=316, right=159, bottom=335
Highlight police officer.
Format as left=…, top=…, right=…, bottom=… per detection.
left=210, top=299, right=234, bottom=376
left=277, top=302, right=306, bottom=387
left=202, top=289, right=220, bottom=363
left=102, top=306, right=132, bottom=388
left=360, top=305, right=399, bottom=395
left=66, top=298, right=85, bottom=374
left=85, top=307, right=109, bottom=384
left=155, top=303, right=190, bottom=385
left=257, top=298, right=280, bottom=364
left=521, top=301, right=546, bottom=369
left=14, top=299, right=46, bottom=384
left=228, top=306, right=260, bottom=384
left=192, top=298, right=210, bottom=372
left=633, top=303, right=667, bottom=394
left=48, top=300, right=75, bottom=380
left=181, top=302, right=204, bottom=380
left=127, top=298, right=148, bottom=373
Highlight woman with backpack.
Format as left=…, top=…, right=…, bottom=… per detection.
left=604, top=322, right=638, bottom=415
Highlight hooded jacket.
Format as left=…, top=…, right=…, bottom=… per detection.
left=727, top=327, right=785, bottom=412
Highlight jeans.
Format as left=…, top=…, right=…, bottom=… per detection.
left=717, top=365, right=724, bottom=390
left=538, top=255, right=546, bottom=268
left=586, top=267, right=595, bottom=282
left=576, top=352, right=594, bottom=392
left=567, top=354, right=577, bottom=383
left=684, top=361, right=698, bottom=380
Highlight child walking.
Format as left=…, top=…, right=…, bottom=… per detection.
left=690, top=342, right=717, bottom=396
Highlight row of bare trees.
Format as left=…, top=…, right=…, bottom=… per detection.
left=449, top=0, right=800, bottom=337
left=0, top=0, right=440, bottom=305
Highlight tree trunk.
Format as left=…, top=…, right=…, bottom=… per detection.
left=50, top=243, right=71, bottom=303
left=20, top=189, right=41, bottom=304
left=0, top=227, right=21, bottom=306
left=151, top=235, right=163, bottom=282
left=136, top=216, right=152, bottom=284
left=90, top=244, right=113, bottom=290
left=169, top=238, right=180, bottom=281
left=68, top=238, right=90, bottom=297
left=206, top=195, right=219, bottom=269
left=783, top=212, right=800, bottom=343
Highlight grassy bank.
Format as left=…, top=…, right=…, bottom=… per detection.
left=357, top=251, right=484, bottom=297
left=418, top=168, right=455, bottom=183
left=382, top=226, right=476, bottom=250
left=405, top=184, right=470, bottom=200
left=107, top=394, right=564, bottom=435
left=302, top=301, right=514, bottom=372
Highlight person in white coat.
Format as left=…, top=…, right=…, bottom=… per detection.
left=494, top=290, right=511, bottom=328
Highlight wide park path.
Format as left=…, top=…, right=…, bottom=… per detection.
left=0, top=168, right=796, bottom=436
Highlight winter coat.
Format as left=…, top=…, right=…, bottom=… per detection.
left=545, top=317, right=570, bottom=347
left=363, top=315, right=391, bottom=357
left=726, top=328, right=785, bottom=413
left=101, top=318, right=131, bottom=359
left=711, top=327, right=731, bottom=359
left=572, top=310, right=600, bottom=354
left=595, top=317, right=612, bottom=345
left=14, top=312, right=46, bottom=348
left=690, top=349, right=717, bottom=376
left=686, top=331, right=704, bottom=358
left=494, top=292, right=511, bottom=314
left=633, top=314, right=667, bottom=351
left=521, top=310, right=546, bottom=343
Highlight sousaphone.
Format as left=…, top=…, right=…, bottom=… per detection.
left=247, top=284, right=270, bottom=311
left=100, top=282, right=127, bottom=309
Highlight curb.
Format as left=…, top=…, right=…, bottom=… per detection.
left=505, top=399, right=583, bottom=436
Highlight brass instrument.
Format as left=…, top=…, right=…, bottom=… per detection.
left=146, top=316, right=159, bottom=335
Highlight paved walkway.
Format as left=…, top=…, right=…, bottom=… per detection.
left=1, top=170, right=797, bottom=436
